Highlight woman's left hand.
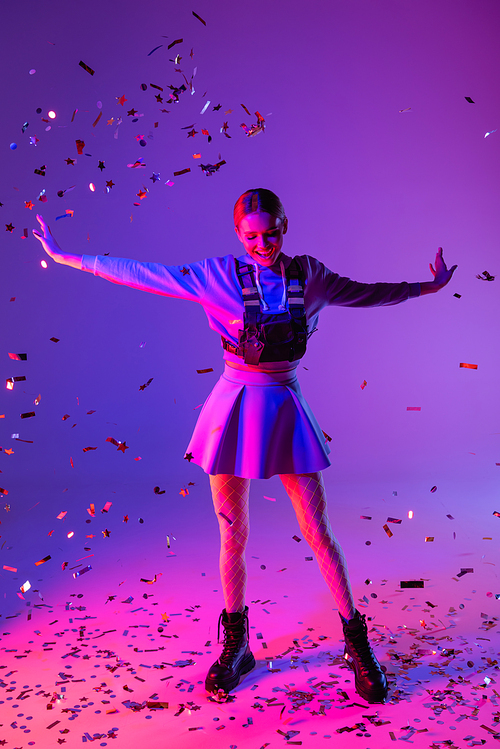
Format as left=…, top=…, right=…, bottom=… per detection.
left=429, top=247, right=457, bottom=289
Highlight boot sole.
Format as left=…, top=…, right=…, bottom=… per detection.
left=205, top=652, right=256, bottom=694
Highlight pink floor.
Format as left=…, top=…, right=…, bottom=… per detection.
left=2, top=473, right=499, bottom=748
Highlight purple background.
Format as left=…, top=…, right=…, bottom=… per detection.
left=1, top=0, right=499, bottom=676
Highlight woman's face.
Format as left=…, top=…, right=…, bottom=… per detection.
left=235, top=211, right=288, bottom=267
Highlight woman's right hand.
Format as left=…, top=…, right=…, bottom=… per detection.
left=32, top=214, right=63, bottom=261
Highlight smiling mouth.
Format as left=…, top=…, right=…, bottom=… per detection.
left=256, top=248, right=276, bottom=258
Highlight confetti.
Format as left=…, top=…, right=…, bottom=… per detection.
left=360, top=379, right=367, bottom=389
left=192, top=10, right=206, bottom=24
left=399, top=106, right=411, bottom=112
left=199, top=160, right=226, bottom=176
left=401, top=580, right=424, bottom=588
left=484, top=129, right=497, bottom=138
left=219, top=512, right=233, bottom=526
left=173, top=168, right=191, bottom=176
left=8, top=352, right=27, bottom=360
left=35, top=555, right=51, bottom=566
left=73, top=565, right=92, bottom=578
left=383, top=524, right=393, bottom=538
left=406, top=406, right=421, bottom=411
left=20, top=580, right=31, bottom=593
left=167, top=38, right=183, bottom=50
left=476, top=270, right=495, bottom=281
left=75, top=139, right=85, bottom=155
left=79, top=60, right=95, bottom=75
left=196, top=368, right=214, bottom=374
left=21, top=411, right=36, bottom=419
left=139, top=377, right=153, bottom=391
left=425, top=536, right=435, bottom=542
left=465, top=96, right=475, bottom=103
left=430, top=485, right=437, bottom=492
left=148, top=45, right=163, bottom=56
left=154, top=486, right=165, bottom=494
left=460, top=362, right=478, bottom=369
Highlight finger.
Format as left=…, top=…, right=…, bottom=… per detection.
left=429, top=263, right=436, bottom=275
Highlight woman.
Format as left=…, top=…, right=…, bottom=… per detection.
left=33, top=188, right=456, bottom=704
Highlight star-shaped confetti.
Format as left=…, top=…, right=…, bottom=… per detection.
left=184, top=452, right=194, bottom=462
left=117, top=441, right=129, bottom=453
left=117, top=95, right=127, bottom=106
left=5, top=223, right=14, bottom=232
left=181, top=266, right=190, bottom=276
left=30, top=135, right=39, bottom=146
left=65, top=157, right=75, bottom=165
left=150, top=172, right=160, bottom=183
left=98, top=160, right=105, bottom=171
left=155, top=93, right=163, bottom=103
left=187, top=128, right=198, bottom=138
left=136, top=189, right=147, bottom=200
left=107, top=117, right=115, bottom=125
left=25, top=200, right=34, bottom=210
left=102, top=529, right=110, bottom=538
left=123, top=515, right=129, bottom=523
left=213, top=104, right=221, bottom=111
left=106, top=179, right=115, bottom=189
left=127, top=108, right=138, bottom=117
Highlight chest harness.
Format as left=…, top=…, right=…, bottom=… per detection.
left=221, top=257, right=313, bottom=365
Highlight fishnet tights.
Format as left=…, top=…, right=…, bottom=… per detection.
left=209, top=474, right=250, bottom=615
left=280, top=471, right=356, bottom=621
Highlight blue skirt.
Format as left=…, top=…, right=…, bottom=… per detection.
left=185, top=363, right=331, bottom=479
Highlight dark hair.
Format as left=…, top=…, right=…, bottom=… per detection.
left=233, top=188, right=286, bottom=227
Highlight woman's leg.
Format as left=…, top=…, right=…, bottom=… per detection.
left=209, top=473, right=250, bottom=614
left=206, top=474, right=255, bottom=693
left=280, top=471, right=387, bottom=703
left=279, top=471, right=356, bottom=620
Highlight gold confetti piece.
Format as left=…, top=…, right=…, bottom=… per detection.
left=430, top=485, right=437, bottom=492
left=82, top=446, right=97, bottom=452
left=20, top=580, right=31, bottom=593
left=493, top=511, right=500, bottom=518
left=460, top=362, right=478, bottom=369
left=88, top=504, right=95, bottom=516
left=219, top=512, right=233, bottom=526
left=34, top=394, right=41, bottom=405
left=196, top=368, right=213, bottom=374
left=399, top=106, right=411, bottom=112
left=167, top=38, right=183, bottom=49
left=57, top=511, right=67, bottom=520
left=35, top=555, right=51, bottom=566
left=454, top=292, right=461, bottom=298
left=292, top=535, right=301, bottom=542
left=322, top=429, right=332, bottom=442
left=8, top=352, right=27, bottom=360
left=465, top=96, right=475, bottom=103
left=193, top=153, right=201, bottom=158
left=263, top=495, right=276, bottom=501
left=75, top=139, right=85, bottom=155
left=102, top=501, right=112, bottom=513
left=383, top=523, right=393, bottom=538
left=50, top=336, right=60, bottom=342
left=92, top=111, right=102, bottom=128
left=21, top=411, right=35, bottom=419
left=408, top=510, right=414, bottom=519
left=360, top=379, right=367, bottom=389
left=406, top=406, right=421, bottom=411
left=387, top=517, right=402, bottom=524
left=476, top=270, right=495, bottom=281
left=425, top=536, right=434, bottom=542
left=192, top=10, right=206, bottom=24
left=79, top=60, right=95, bottom=75
left=3, top=565, right=17, bottom=572
left=173, top=168, right=191, bottom=176
left=241, top=103, right=251, bottom=116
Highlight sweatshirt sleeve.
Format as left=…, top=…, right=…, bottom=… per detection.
left=305, top=256, right=421, bottom=308
left=80, top=254, right=209, bottom=303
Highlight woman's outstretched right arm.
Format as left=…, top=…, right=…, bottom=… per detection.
left=32, top=214, right=83, bottom=269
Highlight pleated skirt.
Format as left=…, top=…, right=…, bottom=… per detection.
left=185, top=363, right=331, bottom=479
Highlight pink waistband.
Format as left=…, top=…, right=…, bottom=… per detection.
left=223, top=362, right=298, bottom=386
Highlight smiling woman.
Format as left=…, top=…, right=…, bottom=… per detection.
left=32, top=188, right=456, bottom=705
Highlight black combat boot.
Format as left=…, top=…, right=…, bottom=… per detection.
left=205, top=606, right=256, bottom=693
left=340, top=609, right=388, bottom=703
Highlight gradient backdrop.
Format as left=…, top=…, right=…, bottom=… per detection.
left=1, top=1, right=499, bottom=747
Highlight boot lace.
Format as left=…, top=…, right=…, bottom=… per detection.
left=217, top=612, right=248, bottom=666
